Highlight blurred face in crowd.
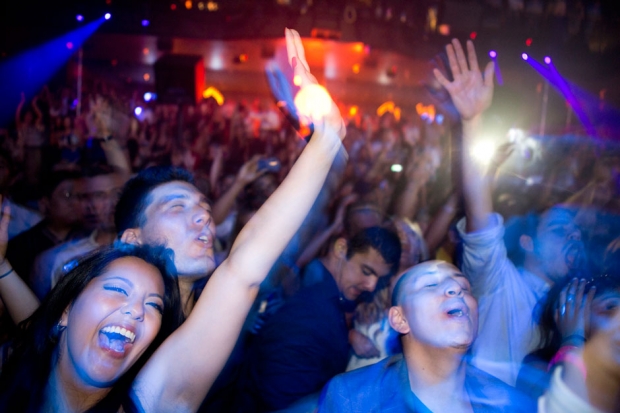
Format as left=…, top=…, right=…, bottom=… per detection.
left=591, top=288, right=620, bottom=335
left=390, top=261, right=478, bottom=351
left=335, top=241, right=392, bottom=301
left=78, top=174, right=123, bottom=232
left=137, top=181, right=216, bottom=278
left=45, top=179, right=81, bottom=228
left=57, top=257, right=164, bottom=388
left=531, top=207, right=584, bottom=283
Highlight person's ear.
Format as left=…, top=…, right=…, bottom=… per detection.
left=120, top=228, right=142, bottom=246
left=519, top=234, right=534, bottom=252
left=59, top=306, right=70, bottom=329
left=333, top=238, right=348, bottom=260
left=388, top=306, right=410, bottom=335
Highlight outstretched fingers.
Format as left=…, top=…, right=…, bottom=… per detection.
left=466, top=40, right=480, bottom=74
left=452, top=39, right=470, bottom=76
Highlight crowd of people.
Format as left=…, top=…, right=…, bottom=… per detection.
left=0, top=28, right=619, bottom=412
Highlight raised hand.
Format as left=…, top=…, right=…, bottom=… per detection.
left=555, top=278, right=596, bottom=346
left=433, top=39, right=494, bottom=121
left=285, top=28, right=345, bottom=140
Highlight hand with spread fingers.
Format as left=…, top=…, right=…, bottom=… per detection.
left=555, top=278, right=596, bottom=346
left=433, top=39, right=494, bottom=122
left=285, top=28, right=346, bottom=141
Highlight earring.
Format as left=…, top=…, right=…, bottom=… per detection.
left=55, top=321, right=67, bottom=336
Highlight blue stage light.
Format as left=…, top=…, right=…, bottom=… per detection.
left=104, top=13, right=111, bottom=20
left=76, top=15, right=84, bottom=22
left=521, top=53, right=529, bottom=61
left=142, top=20, right=150, bottom=27
left=544, top=56, right=551, bottom=64
left=489, top=50, right=497, bottom=58
left=143, top=92, right=153, bottom=102
left=134, top=106, right=143, bottom=116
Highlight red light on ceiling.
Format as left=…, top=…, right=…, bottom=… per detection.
left=470, top=31, right=477, bottom=40
left=525, top=38, right=533, bottom=46
left=171, top=3, right=177, bottom=10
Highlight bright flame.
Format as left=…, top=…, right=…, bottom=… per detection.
left=352, top=64, right=360, bottom=74
left=293, top=75, right=302, bottom=86
left=349, top=106, right=358, bottom=116
left=202, top=86, right=224, bottom=105
left=294, top=84, right=333, bottom=121
left=471, top=140, right=496, bottom=165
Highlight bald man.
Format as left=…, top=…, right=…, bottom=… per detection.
left=318, top=261, right=533, bottom=413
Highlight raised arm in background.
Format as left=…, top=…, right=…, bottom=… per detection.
left=0, top=199, right=40, bottom=325
left=211, top=155, right=266, bottom=225
left=433, top=39, right=494, bottom=233
left=131, top=28, right=347, bottom=413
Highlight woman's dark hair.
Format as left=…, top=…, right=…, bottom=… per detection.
left=0, top=243, right=184, bottom=412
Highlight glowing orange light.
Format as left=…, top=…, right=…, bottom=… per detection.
left=185, top=0, right=192, bottom=9
left=293, top=75, right=302, bottom=86
left=438, top=24, right=450, bottom=36
left=377, top=101, right=401, bottom=121
left=143, top=48, right=149, bottom=55
left=525, top=38, right=533, bottom=47
left=143, top=73, right=150, bottom=81
left=202, top=86, right=224, bottom=105
left=352, top=64, right=360, bottom=74
left=353, top=43, right=364, bottom=53
left=415, top=103, right=435, bottom=121
left=349, top=106, right=358, bottom=116
left=294, top=84, right=333, bottom=121
left=239, top=53, right=248, bottom=62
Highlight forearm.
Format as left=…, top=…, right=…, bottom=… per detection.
left=461, top=117, right=493, bottom=233
left=395, top=181, right=424, bottom=219
left=296, top=222, right=338, bottom=269
left=425, top=201, right=458, bottom=254
left=212, top=180, right=244, bottom=225
left=100, top=139, right=131, bottom=176
left=0, top=260, right=40, bottom=324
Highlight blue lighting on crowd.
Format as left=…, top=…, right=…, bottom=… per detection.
left=0, top=17, right=105, bottom=126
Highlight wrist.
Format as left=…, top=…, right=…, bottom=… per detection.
left=561, top=333, right=586, bottom=347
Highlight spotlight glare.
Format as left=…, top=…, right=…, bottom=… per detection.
left=521, top=53, right=528, bottom=61
left=134, top=107, right=143, bottom=116
left=489, top=50, right=497, bottom=58
left=544, top=56, right=551, bottom=64
left=142, top=20, right=150, bottom=27
left=294, top=84, right=333, bottom=121
left=66, top=42, right=74, bottom=49
left=144, top=92, right=153, bottom=102
left=76, top=15, right=84, bottom=22
left=104, top=13, right=111, bottom=20
left=471, top=139, right=496, bottom=165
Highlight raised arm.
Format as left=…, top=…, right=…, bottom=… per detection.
left=433, top=39, right=494, bottom=233
left=0, top=200, right=40, bottom=324
left=211, top=155, right=265, bottom=225
left=15, top=92, right=25, bottom=129
left=133, top=28, right=346, bottom=412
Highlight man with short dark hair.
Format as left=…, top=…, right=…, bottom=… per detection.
left=319, top=261, right=532, bottom=412
left=233, top=227, right=401, bottom=412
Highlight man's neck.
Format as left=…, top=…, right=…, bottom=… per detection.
left=178, top=278, right=198, bottom=317
left=44, top=221, right=73, bottom=243
left=94, top=229, right=117, bottom=246
left=403, top=341, right=472, bottom=413
left=523, top=257, right=554, bottom=286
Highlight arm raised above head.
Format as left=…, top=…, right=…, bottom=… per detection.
left=434, top=39, right=495, bottom=234
left=132, top=28, right=346, bottom=412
